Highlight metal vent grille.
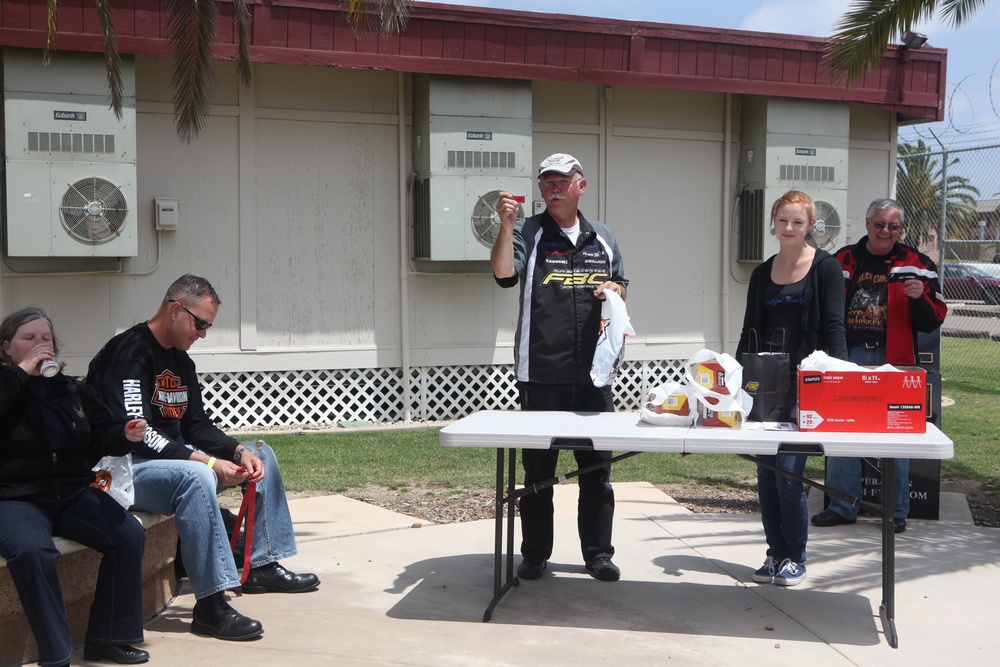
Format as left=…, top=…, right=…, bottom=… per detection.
left=413, top=178, right=431, bottom=259
left=737, top=188, right=766, bottom=263
left=59, top=177, right=129, bottom=245
left=778, top=164, right=835, bottom=182
left=28, top=131, right=117, bottom=154
left=447, top=151, right=516, bottom=169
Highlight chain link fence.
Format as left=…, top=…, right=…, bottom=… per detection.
left=895, top=141, right=1000, bottom=390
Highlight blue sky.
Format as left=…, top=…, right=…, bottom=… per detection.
left=428, top=0, right=1000, bottom=149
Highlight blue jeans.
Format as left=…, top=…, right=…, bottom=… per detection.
left=757, top=454, right=808, bottom=564
left=0, top=489, right=145, bottom=667
left=826, top=456, right=910, bottom=520
left=130, top=440, right=298, bottom=599
left=824, top=344, right=911, bottom=520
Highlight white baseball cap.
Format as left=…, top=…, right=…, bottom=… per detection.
left=538, top=153, right=583, bottom=177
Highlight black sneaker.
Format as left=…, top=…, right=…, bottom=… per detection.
left=585, top=555, right=620, bottom=582
left=894, top=517, right=907, bottom=533
left=517, top=559, right=547, bottom=580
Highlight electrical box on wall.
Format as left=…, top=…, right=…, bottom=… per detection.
left=155, top=198, right=179, bottom=231
left=412, top=75, right=532, bottom=262
left=2, top=47, right=138, bottom=258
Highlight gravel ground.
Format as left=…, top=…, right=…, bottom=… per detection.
left=335, top=483, right=762, bottom=524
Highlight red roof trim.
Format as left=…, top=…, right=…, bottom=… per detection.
left=0, top=0, right=945, bottom=122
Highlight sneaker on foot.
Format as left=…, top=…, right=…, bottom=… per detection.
left=752, top=556, right=779, bottom=584
left=773, top=559, right=806, bottom=586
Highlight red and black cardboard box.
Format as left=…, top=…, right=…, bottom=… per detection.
left=797, top=366, right=927, bottom=433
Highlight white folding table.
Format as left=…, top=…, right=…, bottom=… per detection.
left=440, top=410, right=954, bottom=647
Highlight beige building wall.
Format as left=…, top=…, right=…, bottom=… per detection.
left=0, top=53, right=898, bottom=380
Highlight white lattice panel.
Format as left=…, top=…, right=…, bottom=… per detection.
left=199, top=359, right=686, bottom=430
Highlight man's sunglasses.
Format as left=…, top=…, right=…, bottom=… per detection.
left=871, top=221, right=902, bottom=232
left=169, top=300, right=212, bottom=331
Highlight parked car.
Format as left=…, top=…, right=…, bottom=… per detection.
left=942, top=263, right=1000, bottom=304
left=964, top=262, right=1000, bottom=279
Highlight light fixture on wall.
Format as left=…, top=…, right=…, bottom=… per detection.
left=901, top=31, right=928, bottom=50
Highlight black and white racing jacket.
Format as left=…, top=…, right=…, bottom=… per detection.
left=495, top=209, right=629, bottom=384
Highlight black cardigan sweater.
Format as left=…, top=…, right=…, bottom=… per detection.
left=0, top=364, right=133, bottom=500
left=735, top=249, right=849, bottom=366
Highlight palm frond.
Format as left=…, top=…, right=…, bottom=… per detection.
left=896, top=139, right=981, bottom=245
left=940, top=0, right=990, bottom=25
left=233, top=0, right=253, bottom=87
left=342, top=0, right=411, bottom=37
left=378, top=0, right=411, bottom=35
left=825, top=0, right=941, bottom=86
left=43, top=0, right=58, bottom=64
left=827, top=0, right=989, bottom=86
left=95, top=0, right=124, bottom=121
left=166, top=0, right=220, bottom=144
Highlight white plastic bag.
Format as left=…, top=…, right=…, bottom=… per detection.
left=91, top=454, right=135, bottom=509
left=640, top=381, right=696, bottom=426
left=683, top=349, right=752, bottom=428
left=590, top=290, right=636, bottom=388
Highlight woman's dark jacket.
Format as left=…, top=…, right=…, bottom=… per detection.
left=0, top=364, right=132, bottom=500
left=736, top=249, right=849, bottom=366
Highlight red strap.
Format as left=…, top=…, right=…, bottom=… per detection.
left=230, top=480, right=256, bottom=585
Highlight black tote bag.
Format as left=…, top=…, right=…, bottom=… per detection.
left=741, top=329, right=792, bottom=422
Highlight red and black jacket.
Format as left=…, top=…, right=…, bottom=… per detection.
left=836, top=239, right=948, bottom=365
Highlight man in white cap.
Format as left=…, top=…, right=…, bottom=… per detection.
left=491, top=153, right=629, bottom=582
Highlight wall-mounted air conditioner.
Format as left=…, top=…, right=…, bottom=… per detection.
left=3, top=47, right=137, bottom=258
left=737, top=97, right=849, bottom=262
left=412, top=75, right=532, bottom=262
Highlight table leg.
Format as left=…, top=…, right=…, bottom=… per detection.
left=483, top=447, right=518, bottom=622
left=506, top=447, right=517, bottom=584
left=879, top=458, right=898, bottom=648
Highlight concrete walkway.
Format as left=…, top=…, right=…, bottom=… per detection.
left=70, top=483, right=999, bottom=666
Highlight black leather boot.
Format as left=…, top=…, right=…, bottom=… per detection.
left=242, top=562, right=320, bottom=594
left=190, top=591, right=263, bottom=641
left=82, top=642, right=150, bottom=664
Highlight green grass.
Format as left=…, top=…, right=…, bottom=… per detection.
left=939, top=337, right=1000, bottom=495
left=259, top=337, right=1000, bottom=498
left=265, top=428, right=497, bottom=493
left=265, top=426, right=767, bottom=495
left=265, top=422, right=813, bottom=495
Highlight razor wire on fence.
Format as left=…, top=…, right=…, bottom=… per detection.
left=895, top=141, right=1000, bottom=391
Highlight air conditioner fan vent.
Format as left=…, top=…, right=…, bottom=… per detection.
left=59, top=176, right=129, bottom=245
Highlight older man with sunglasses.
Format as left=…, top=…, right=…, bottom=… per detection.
left=87, top=274, right=319, bottom=642
left=811, top=198, right=947, bottom=534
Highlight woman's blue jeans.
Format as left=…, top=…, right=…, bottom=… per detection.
left=0, top=488, right=145, bottom=667
left=757, top=453, right=808, bottom=564
left=130, top=440, right=298, bottom=599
